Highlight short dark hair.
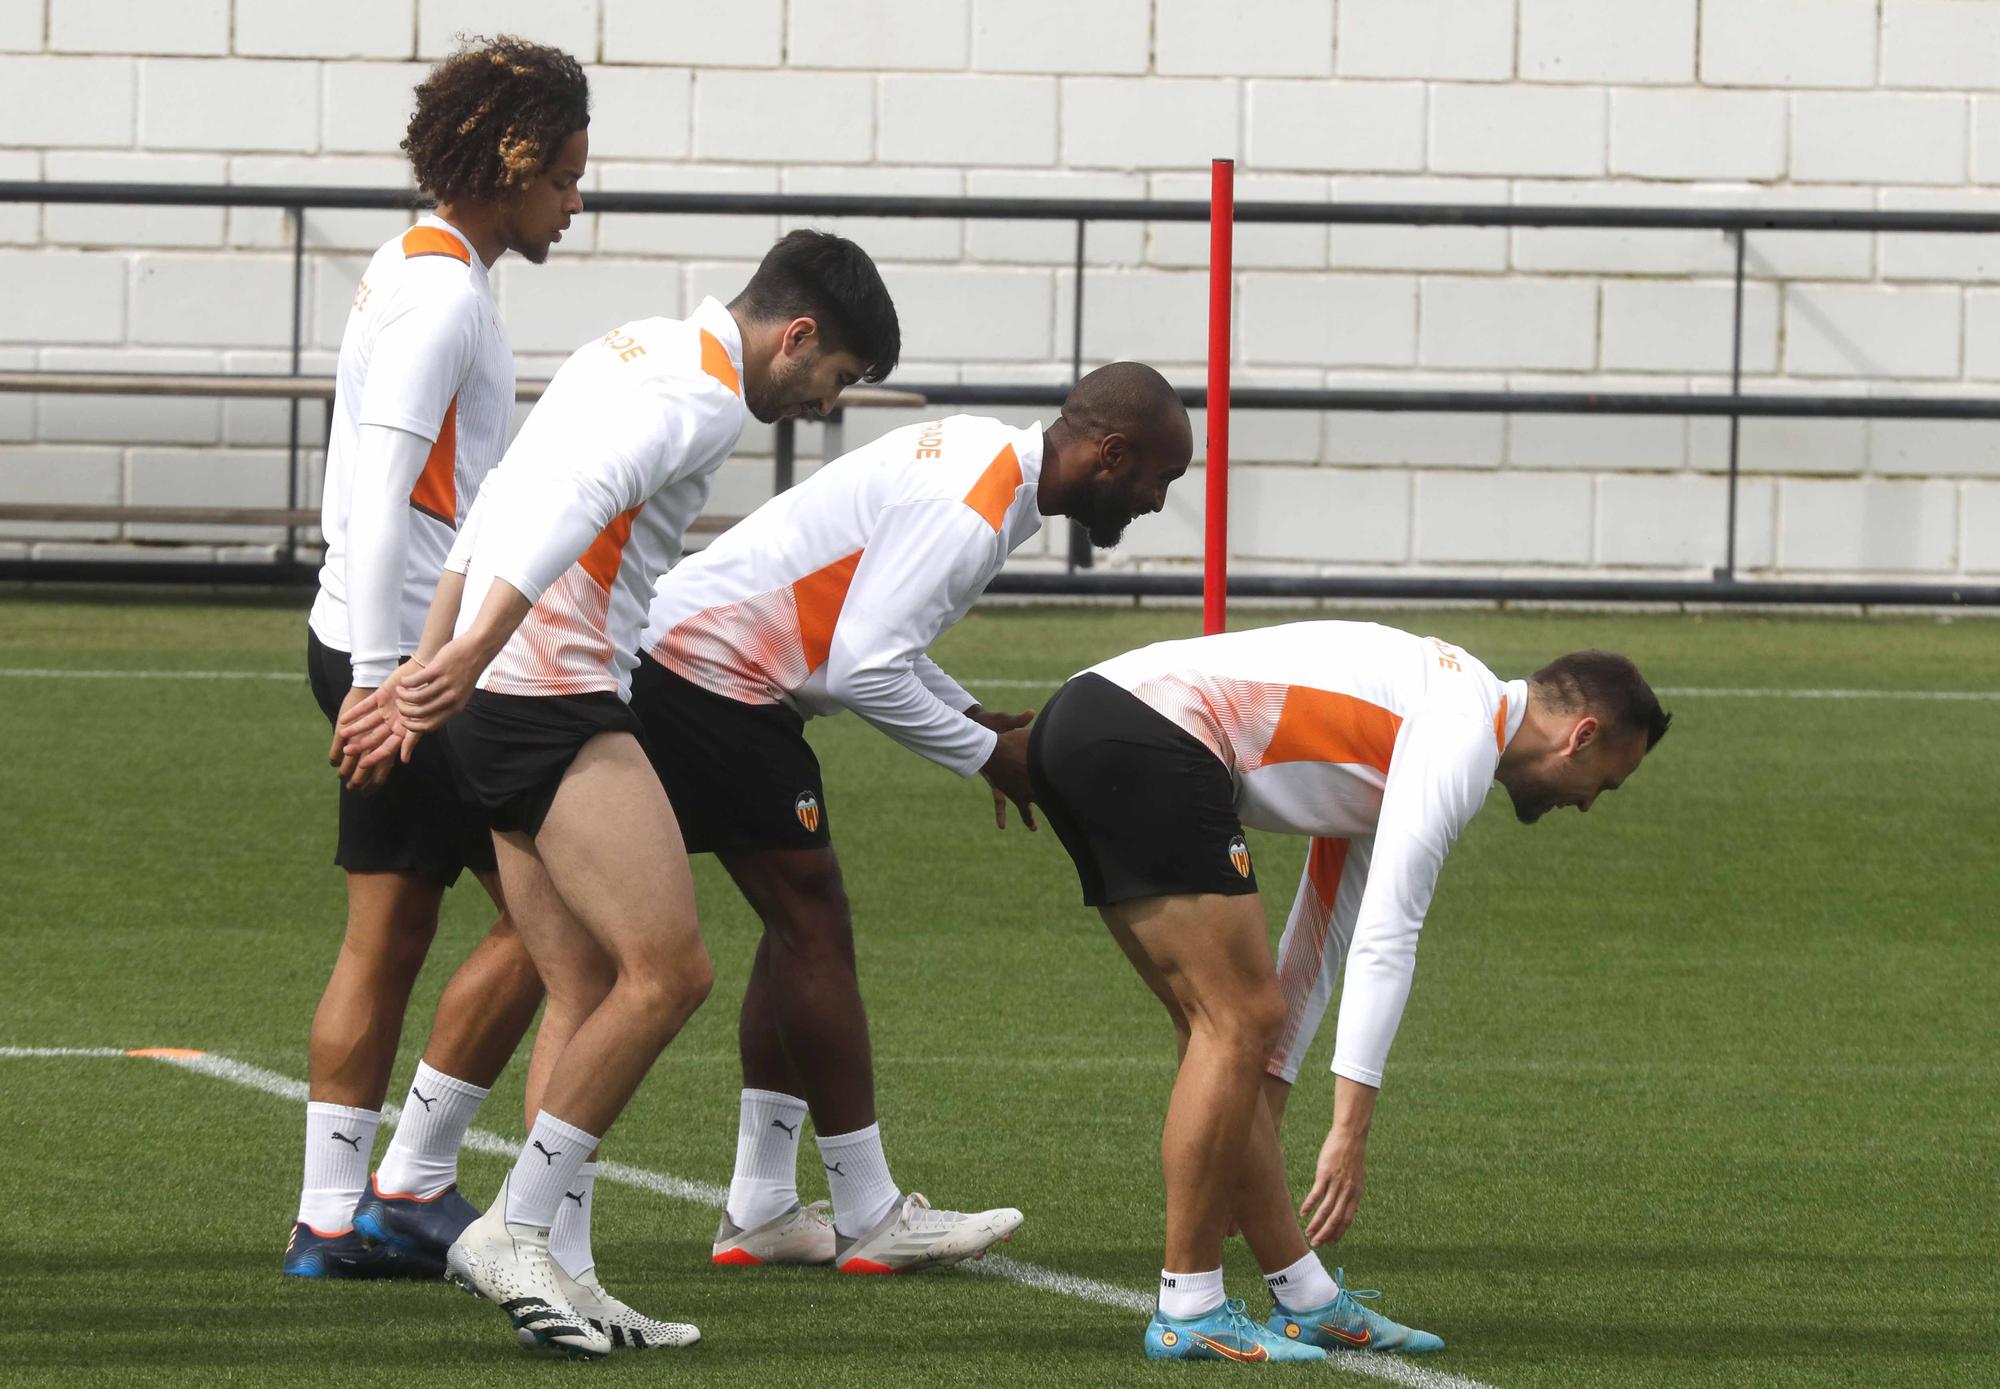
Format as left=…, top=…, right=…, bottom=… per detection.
left=1530, top=650, right=1672, bottom=750
left=730, top=230, right=901, bottom=383
left=402, top=36, right=589, bottom=204
left=1061, top=361, right=1191, bottom=452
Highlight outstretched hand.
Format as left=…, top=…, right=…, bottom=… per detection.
left=972, top=707, right=1038, bottom=831
left=1300, top=1125, right=1367, bottom=1248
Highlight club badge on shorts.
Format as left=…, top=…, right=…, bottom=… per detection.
left=1228, top=834, right=1251, bottom=878
left=794, top=791, right=822, bottom=833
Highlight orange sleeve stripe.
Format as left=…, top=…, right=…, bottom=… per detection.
left=1304, top=836, right=1350, bottom=911
left=1261, top=685, right=1402, bottom=773
left=699, top=329, right=741, bottom=397
left=578, top=506, right=643, bottom=591
left=408, top=396, right=458, bottom=525
left=402, top=226, right=471, bottom=264
left=1494, top=693, right=1509, bottom=753
left=794, top=549, right=864, bottom=673
left=960, top=443, right=1022, bottom=532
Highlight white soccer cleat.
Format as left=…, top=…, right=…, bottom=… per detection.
left=522, top=1265, right=698, bottom=1352
left=711, top=1199, right=836, bottom=1266
left=444, top=1178, right=610, bottom=1360
left=834, top=1192, right=1024, bottom=1275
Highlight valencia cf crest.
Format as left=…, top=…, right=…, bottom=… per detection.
left=794, top=791, right=822, bottom=833
left=1228, top=834, right=1251, bottom=878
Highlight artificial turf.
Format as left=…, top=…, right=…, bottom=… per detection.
left=0, top=592, right=1994, bottom=1387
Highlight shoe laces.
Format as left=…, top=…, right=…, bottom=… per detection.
left=1217, top=1299, right=1264, bottom=1344
left=1333, top=1269, right=1385, bottom=1317
left=898, top=1194, right=964, bottom=1232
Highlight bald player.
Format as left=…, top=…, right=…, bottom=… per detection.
left=632, top=363, right=1191, bottom=1273
left=1028, top=625, right=1668, bottom=1362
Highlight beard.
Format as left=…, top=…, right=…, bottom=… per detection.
left=1505, top=781, right=1552, bottom=825
left=1072, top=485, right=1134, bottom=549
left=744, top=354, right=810, bottom=424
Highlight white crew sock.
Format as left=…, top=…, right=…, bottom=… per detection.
left=503, top=1112, right=600, bottom=1230
left=815, top=1122, right=899, bottom=1238
left=376, top=1062, right=489, bottom=1199
left=727, top=1088, right=808, bottom=1229
left=1265, top=1249, right=1340, bottom=1311
left=549, top=1161, right=598, bottom=1279
left=1158, top=1267, right=1227, bottom=1320
left=297, top=1101, right=380, bottom=1232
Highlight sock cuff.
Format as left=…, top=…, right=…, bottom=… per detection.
left=815, top=1121, right=882, bottom=1152
left=530, top=1111, right=602, bottom=1151
left=575, top=1161, right=598, bottom=1179
left=742, top=1088, right=808, bottom=1113
left=307, top=1101, right=380, bottom=1125
left=410, top=1060, right=490, bottom=1102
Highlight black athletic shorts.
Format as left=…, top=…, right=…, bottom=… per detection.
left=305, top=626, right=497, bottom=886
left=628, top=651, right=831, bottom=855
left=443, top=687, right=643, bottom=838
left=1027, top=672, right=1259, bottom=908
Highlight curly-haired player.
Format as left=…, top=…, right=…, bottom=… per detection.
left=290, top=29, right=600, bottom=1318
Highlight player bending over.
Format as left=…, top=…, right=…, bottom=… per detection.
left=290, top=37, right=586, bottom=1282
left=1028, top=622, right=1668, bottom=1362
left=633, top=365, right=1191, bottom=1272
left=342, top=230, right=898, bottom=1358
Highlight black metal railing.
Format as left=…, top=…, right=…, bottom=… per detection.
left=2, top=180, right=1998, bottom=606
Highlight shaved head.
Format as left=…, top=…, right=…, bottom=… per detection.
left=1043, top=362, right=1193, bottom=548
left=1060, top=361, right=1192, bottom=461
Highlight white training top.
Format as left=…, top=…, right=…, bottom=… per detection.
left=1088, top=621, right=1528, bottom=1089
left=309, top=216, right=514, bottom=685
left=643, top=415, right=1045, bottom=778
left=446, top=298, right=749, bottom=701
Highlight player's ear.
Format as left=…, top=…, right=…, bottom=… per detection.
left=1098, top=430, right=1128, bottom=473
left=781, top=317, right=818, bottom=358
left=1568, top=715, right=1600, bottom=757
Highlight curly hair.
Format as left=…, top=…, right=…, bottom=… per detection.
left=402, top=36, right=589, bottom=203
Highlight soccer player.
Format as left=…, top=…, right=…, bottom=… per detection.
left=1027, top=624, right=1669, bottom=1362
left=290, top=37, right=587, bottom=1281
left=632, top=364, right=1192, bottom=1272
left=346, top=230, right=900, bottom=1357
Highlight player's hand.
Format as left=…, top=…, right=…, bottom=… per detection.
left=1300, top=1127, right=1367, bottom=1248
left=337, top=666, right=416, bottom=792
left=977, top=721, right=1038, bottom=831
left=328, top=684, right=378, bottom=779
left=396, top=640, right=481, bottom=733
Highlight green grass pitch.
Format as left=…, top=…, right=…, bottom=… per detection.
left=1, top=591, right=1994, bottom=1387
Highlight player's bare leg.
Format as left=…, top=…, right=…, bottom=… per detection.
left=1102, top=892, right=1284, bottom=1272
left=447, top=733, right=704, bottom=1356
left=725, top=847, right=874, bottom=1127
left=711, top=844, right=1020, bottom=1270
left=309, top=873, right=444, bottom=1107
left=358, top=873, right=547, bottom=1262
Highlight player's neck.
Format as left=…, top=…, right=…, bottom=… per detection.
left=431, top=203, right=505, bottom=268
left=1035, top=420, right=1077, bottom=517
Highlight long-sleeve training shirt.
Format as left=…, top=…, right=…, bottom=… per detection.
left=309, top=216, right=514, bottom=685
left=1088, top=621, right=1527, bottom=1089
left=642, top=414, right=1046, bottom=778
left=447, top=297, right=748, bottom=700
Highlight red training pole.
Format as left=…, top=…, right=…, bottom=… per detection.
left=1203, top=157, right=1234, bottom=636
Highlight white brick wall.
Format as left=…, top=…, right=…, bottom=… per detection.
left=1337, top=0, right=1514, bottom=82
left=1700, top=0, right=1877, bottom=88
left=49, top=0, right=229, bottom=56
left=1519, top=0, right=1695, bottom=86
left=2, top=0, right=1997, bottom=584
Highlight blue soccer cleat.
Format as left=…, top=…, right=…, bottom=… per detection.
left=1146, top=1297, right=1327, bottom=1363
left=282, top=1221, right=441, bottom=1280
left=1266, top=1269, right=1445, bottom=1354
left=352, top=1173, right=480, bottom=1267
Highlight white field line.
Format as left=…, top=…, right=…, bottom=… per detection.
left=0, top=1045, right=131, bottom=1058
left=10, top=1045, right=1499, bottom=1389
left=3, top=664, right=1998, bottom=704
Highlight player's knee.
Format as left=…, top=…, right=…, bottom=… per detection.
left=626, top=946, right=714, bottom=1023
